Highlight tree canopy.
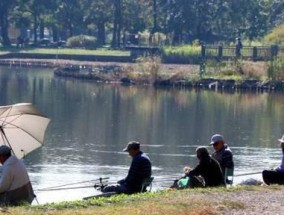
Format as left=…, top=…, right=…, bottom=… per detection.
left=0, top=0, right=283, bottom=47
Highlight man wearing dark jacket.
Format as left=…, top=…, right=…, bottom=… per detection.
left=210, top=134, right=234, bottom=176
left=103, top=141, right=152, bottom=194
left=187, top=146, right=225, bottom=187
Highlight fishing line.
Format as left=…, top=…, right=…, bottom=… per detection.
left=36, top=185, right=96, bottom=191
left=36, top=177, right=110, bottom=191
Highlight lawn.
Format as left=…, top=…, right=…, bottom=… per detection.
left=0, top=47, right=130, bottom=56
left=3, top=185, right=284, bottom=215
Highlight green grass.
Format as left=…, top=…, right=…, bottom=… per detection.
left=3, top=185, right=283, bottom=215
left=162, top=45, right=200, bottom=56
left=0, top=47, right=130, bottom=56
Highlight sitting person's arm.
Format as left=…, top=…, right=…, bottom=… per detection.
left=275, top=147, right=284, bottom=172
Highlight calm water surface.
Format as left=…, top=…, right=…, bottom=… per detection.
left=0, top=66, right=284, bottom=204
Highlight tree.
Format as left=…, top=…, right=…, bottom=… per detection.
left=111, top=0, right=122, bottom=48
left=55, top=0, right=84, bottom=38
left=0, top=0, right=18, bottom=46
left=82, top=0, right=113, bottom=45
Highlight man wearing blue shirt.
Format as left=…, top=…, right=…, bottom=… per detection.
left=103, top=141, right=152, bottom=194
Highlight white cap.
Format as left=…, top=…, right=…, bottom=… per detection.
left=278, top=135, right=284, bottom=143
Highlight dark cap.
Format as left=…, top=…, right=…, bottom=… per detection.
left=122, top=141, right=140, bottom=152
left=0, top=145, right=11, bottom=155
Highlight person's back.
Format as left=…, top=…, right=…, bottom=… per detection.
left=212, top=145, right=234, bottom=173
left=0, top=146, right=34, bottom=206
left=124, top=151, right=152, bottom=193
left=187, top=147, right=225, bottom=187
left=102, top=141, right=152, bottom=194
left=188, top=156, right=224, bottom=187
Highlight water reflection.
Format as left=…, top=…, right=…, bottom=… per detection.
left=0, top=66, right=284, bottom=203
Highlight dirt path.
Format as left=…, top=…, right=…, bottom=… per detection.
left=210, top=186, right=284, bottom=214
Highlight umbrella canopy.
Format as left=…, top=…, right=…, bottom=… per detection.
left=0, top=103, right=50, bottom=159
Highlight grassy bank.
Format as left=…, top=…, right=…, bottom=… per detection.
left=0, top=47, right=130, bottom=56
left=4, top=185, right=284, bottom=215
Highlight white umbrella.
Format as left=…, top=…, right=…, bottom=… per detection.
left=0, top=103, right=50, bottom=159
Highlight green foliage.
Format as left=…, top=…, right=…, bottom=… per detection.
left=267, top=57, right=284, bottom=80
left=202, top=59, right=267, bottom=80
left=0, top=0, right=283, bottom=48
left=263, top=24, right=284, bottom=45
left=161, top=45, right=200, bottom=64
left=162, top=45, right=200, bottom=56
left=66, top=35, right=97, bottom=50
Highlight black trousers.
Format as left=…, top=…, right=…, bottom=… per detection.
left=262, top=170, right=284, bottom=185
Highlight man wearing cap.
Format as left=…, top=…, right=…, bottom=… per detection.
left=0, top=145, right=34, bottom=206
left=209, top=134, right=234, bottom=177
left=262, top=135, right=284, bottom=185
left=102, top=141, right=152, bottom=194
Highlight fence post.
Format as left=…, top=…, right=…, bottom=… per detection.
left=271, top=45, right=278, bottom=59
left=201, top=45, right=206, bottom=58
left=252, top=47, right=258, bottom=61
left=218, top=45, right=223, bottom=59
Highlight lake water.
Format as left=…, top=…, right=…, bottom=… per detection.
left=0, top=65, right=284, bottom=204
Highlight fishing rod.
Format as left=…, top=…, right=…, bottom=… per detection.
left=37, top=185, right=97, bottom=192
left=234, top=172, right=262, bottom=177
left=37, top=177, right=110, bottom=191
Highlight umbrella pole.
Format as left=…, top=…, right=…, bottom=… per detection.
left=0, top=126, right=16, bottom=156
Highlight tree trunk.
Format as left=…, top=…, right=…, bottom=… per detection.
left=39, top=21, right=44, bottom=39
left=97, top=21, right=106, bottom=45
left=111, top=0, right=122, bottom=48
left=0, top=12, right=11, bottom=46
left=153, top=0, right=157, bottom=33
left=67, top=22, right=73, bottom=37
left=52, top=26, right=58, bottom=42
left=33, top=14, right=38, bottom=43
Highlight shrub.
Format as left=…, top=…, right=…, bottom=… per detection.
left=66, top=35, right=97, bottom=49
left=161, top=45, right=201, bottom=64
left=267, top=57, right=284, bottom=80
left=263, top=24, right=284, bottom=45
left=203, top=59, right=267, bottom=80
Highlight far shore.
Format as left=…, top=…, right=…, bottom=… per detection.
left=1, top=58, right=283, bottom=92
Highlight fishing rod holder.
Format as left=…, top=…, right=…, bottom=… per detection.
left=93, top=177, right=109, bottom=191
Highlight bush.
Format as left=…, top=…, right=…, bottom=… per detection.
left=263, top=24, right=284, bottom=45
left=66, top=35, right=97, bottom=49
left=267, top=57, right=284, bottom=80
left=161, top=45, right=201, bottom=64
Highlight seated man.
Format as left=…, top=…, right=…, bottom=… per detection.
left=0, top=145, right=34, bottom=206
left=186, top=146, right=225, bottom=187
left=262, top=135, right=284, bottom=185
left=209, top=134, right=234, bottom=178
left=102, top=141, right=152, bottom=194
